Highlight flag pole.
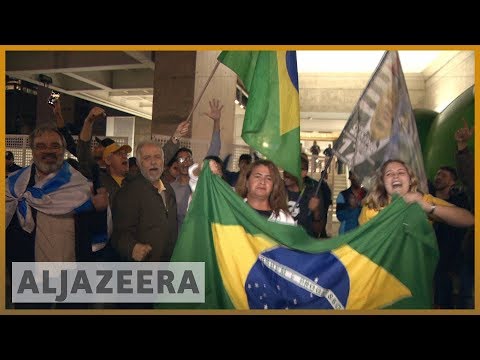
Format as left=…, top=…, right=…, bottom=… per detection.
left=185, top=60, right=221, bottom=123
left=313, top=151, right=334, bottom=198
left=310, top=150, right=334, bottom=239
left=301, top=148, right=334, bottom=232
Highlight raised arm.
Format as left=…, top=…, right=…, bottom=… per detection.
left=454, top=119, right=474, bottom=198
left=79, top=107, right=106, bottom=142
left=163, top=119, right=190, bottom=165
left=77, top=107, right=106, bottom=184
left=203, top=98, right=223, bottom=157
left=53, top=99, right=77, bottom=157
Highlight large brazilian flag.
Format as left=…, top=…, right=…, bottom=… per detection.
left=160, top=163, right=439, bottom=310
left=217, top=51, right=301, bottom=179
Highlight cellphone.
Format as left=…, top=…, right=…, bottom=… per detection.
left=47, top=90, right=60, bottom=107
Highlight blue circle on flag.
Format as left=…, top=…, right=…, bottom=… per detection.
left=245, top=247, right=350, bottom=309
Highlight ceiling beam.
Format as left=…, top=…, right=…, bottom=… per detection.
left=6, top=73, right=100, bottom=91
left=112, top=69, right=154, bottom=89
left=75, top=92, right=152, bottom=120
left=6, top=51, right=148, bottom=73
left=109, top=90, right=153, bottom=97
left=124, top=51, right=155, bottom=70
left=63, top=71, right=113, bottom=90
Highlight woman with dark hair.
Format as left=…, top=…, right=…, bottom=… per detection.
left=359, top=159, right=474, bottom=227
left=235, top=159, right=294, bottom=225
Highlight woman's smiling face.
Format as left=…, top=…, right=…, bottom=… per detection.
left=383, top=161, right=411, bottom=196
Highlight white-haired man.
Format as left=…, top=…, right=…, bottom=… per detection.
left=112, top=141, right=178, bottom=263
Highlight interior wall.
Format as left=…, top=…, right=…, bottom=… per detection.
left=424, top=51, right=475, bottom=112
left=277, top=51, right=474, bottom=135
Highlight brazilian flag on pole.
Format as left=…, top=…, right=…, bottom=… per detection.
left=159, top=164, right=438, bottom=310
left=217, top=51, right=301, bottom=179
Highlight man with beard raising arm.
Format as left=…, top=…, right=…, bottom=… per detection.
left=6, top=126, right=109, bottom=307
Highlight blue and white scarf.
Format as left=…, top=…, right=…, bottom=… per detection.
left=6, top=162, right=93, bottom=233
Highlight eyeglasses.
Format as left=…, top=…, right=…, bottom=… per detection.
left=177, top=156, right=192, bottom=164
left=112, top=150, right=128, bottom=157
left=33, top=143, right=64, bottom=151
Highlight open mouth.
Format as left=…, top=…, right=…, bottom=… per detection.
left=392, top=181, right=402, bottom=189
left=42, top=156, right=57, bottom=163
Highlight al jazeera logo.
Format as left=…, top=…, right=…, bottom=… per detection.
left=11, top=262, right=205, bottom=303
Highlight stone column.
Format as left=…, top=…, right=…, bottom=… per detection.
left=150, top=50, right=237, bottom=163
left=191, top=50, right=236, bottom=161
left=151, top=51, right=197, bottom=137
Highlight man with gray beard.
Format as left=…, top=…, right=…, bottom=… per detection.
left=6, top=126, right=108, bottom=262
left=112, top=141, right=178, bottom=263
left=6, top=126, right=108, bottom=307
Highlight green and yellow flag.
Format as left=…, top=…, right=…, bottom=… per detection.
left=217, top=51, right=301, bottom=179
left=161, top=164, right=438, bottom=310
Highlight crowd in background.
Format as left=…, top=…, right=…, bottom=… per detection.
left=5, top=99, right=475, bottom=310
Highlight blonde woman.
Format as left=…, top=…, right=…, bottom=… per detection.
left=359, top=159, right=474, bottom=227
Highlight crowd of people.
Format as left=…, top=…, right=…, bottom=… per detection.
left=5, top=98, right=475, bottom=310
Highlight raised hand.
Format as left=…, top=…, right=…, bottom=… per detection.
left=86, top=107, right=106, bottom=124
left=202, top=98, right=223, bottom=122
left=173, top=119, right=191, bottom=139
left=454, top=118, right=474, bottom=147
